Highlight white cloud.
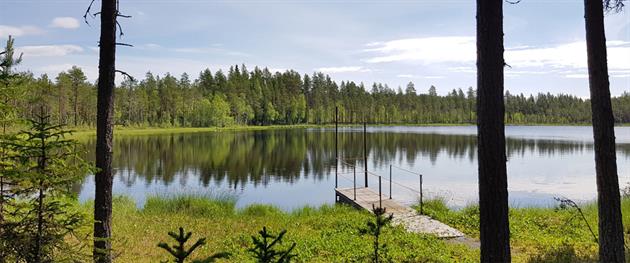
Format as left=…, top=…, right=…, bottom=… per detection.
left=50, top=17, right=80, bottom=29
left=564, top=74, right=589, bottom=79
left=396, top=74, right=445, bottom=79
left=316, top=66, right=371, bottom=73
left=364, top=37, right=476, bottom=64
left=365, top=37, right=630, bottom=76
left=172, top=47, right=249, bottom=57
left=397, top=74, right=414, bottom=78
left=17, top=45, right=83, bottom=57
left=0, top=25, right=44, bottom=38
left=144, top=43, right=161, bottom=49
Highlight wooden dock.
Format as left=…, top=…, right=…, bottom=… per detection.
left=335, top=187, right=465, bottom=238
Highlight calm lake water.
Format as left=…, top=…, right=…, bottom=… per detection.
left=77, top=126, right=630, bottom=210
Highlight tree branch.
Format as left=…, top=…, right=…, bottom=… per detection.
left=115, top=43, right=134, bottom=47
left=115, top=70, right=135, bottom=81
left=116, top=21, right=125, bottom=37
left=83, top=0, right=97, bottom=25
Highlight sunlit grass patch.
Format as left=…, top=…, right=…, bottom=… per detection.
left=142, top=192, right=238, bottom=217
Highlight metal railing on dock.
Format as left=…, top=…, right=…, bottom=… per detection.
left=336, top=158, right=425, bottom=215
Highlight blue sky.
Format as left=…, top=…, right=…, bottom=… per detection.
left=1, top=0, right=629, bottom=97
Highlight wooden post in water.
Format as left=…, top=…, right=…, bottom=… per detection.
left=419, top=174, right=424, bottom=215
left=389, top=165, right=392, bottom=199
left=353, top=165, right=356, bottom=200
left=335, top=106, right=338, bottom=189
left=363, top=120, right=368, bottom=187
left=379, top=176, right=382, bottom=209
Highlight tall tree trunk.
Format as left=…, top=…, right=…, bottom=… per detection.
left=476, top=0, right=511, bottom=262
left=94, top=0, right=116, bottom=262
left=584, top=0, right=626, bottom=261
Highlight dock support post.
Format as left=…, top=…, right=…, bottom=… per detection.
left=379, top=176, right=382, bottom=209
left=335, top=106, right=338, bottom=189
left=389, top=165, right=392, bottom=199
left=419, top=174, right=423, bottom=215
left=363, top=121, right=368, bottom=187
left=353, top=165, right=356, bottom=200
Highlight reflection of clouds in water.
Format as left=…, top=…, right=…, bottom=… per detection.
left=77, top=126, right=630, bottom=209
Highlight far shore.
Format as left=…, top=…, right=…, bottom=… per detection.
left=66, top=122, right=630, bottom=139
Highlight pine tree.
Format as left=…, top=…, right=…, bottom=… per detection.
left=2, top=112, right=90, bottom=262
left=158, top=227, right=230, bottom=263
left=476, top=0, right=511, bottom=261
left=583, top=0, right=626, bottom=261
left=248, top=226, right=296, bottom=263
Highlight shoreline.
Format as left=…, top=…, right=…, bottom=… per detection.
left=68, top=123, right=630, bottom=139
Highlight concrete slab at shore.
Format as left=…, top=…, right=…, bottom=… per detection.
left=335, top=187, right=465, bottom=238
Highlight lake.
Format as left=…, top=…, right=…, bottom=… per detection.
left=77, top=126, right=630, bottom=210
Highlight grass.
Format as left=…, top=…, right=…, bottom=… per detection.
left=74, top=194, right=477, bottom=262
left=67, top=124, right=327, bottom=140
left=417, top=195, right=630, bottom=263
left=67, top=192, right=630, bottom=262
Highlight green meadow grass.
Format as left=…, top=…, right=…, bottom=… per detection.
left=416, top=195, right=630, bottom=262
left=67, top=192, right=630, bottom=262
left=76, top=194, right=477, bottom=262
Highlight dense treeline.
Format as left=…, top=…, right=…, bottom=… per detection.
left=5, top=65, right=630, bottom=127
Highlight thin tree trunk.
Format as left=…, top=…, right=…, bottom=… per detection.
left=583, top=0, right=626, bottom=261
left=35, top=181, right=44, bottom=262
left=94, top=0, right=116, bottom=262
left=74, top=83, right=78, bottom=126
left=476, top=0, right=511, bottom=262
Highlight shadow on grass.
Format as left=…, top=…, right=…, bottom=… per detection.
left=527, top=243, right=597, bottom=263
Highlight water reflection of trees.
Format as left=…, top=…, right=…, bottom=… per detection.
left=80, top=130, right=630, bottom=190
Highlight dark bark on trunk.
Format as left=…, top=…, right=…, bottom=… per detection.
left=476, top=0, right=511, bottom=262
left=93, top=0, right=116, bottom=262
left=583, top=1, right=626, bottom=262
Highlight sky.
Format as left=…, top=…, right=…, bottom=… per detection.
left=1, top=0, right=629, bottom=97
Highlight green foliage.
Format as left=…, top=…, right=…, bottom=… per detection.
left=143, top=193, right=237, bottom=217
left=0, top=113, right=91, bottom=262
left=158, top=227, right=230, bottom=263
left=248, top=226, right=297, bottom=263
left=74, top=195, right=478, bottom=262
left=622, top=182, right=630, bottom=198
left=5, top=63, right=630, bottom=128
left=0, top=35, right=23, bottom=132
left=553, top=197, right=598, bottom=243
left=360, top=205, right=394, bottom=263
left=417, top=197, right=479, bottom=237
left=240, top=204, right=284, bottom=217
left=526, top=241, right=596, bottom=263
left=417, top=196, right=630, bottom=262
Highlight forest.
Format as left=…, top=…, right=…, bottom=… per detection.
left=5, top=65, right=630, bottom=128
left=2, top=0, right=630, bottom=261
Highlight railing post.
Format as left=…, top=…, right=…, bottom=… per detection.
left=363, top=121, right=368, bottom=188
left=379, top=176, right=382, bottom=209
left=419, top=174, right=423, bottom=215
left=353, top=165, right=356, bottom=200
left=335, top=106, right=338, bottom=189
left=389, top=165, right=392, bottom=199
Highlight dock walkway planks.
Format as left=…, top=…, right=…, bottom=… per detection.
left=335, top=187, right=465, bottom=238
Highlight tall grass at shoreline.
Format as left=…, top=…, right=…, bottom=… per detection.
left=417, top=195, right=630, bottom=262
left=76, top=193, right=477, bottom=262
left=71, top=192, right=630, bottom=262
